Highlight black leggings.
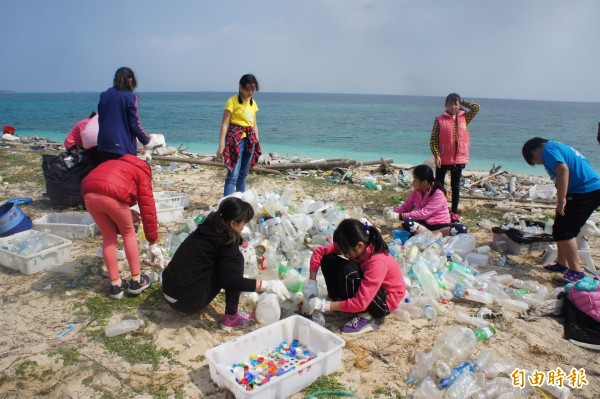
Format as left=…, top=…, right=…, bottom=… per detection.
left=436, top=164, right=464, bottom=214
left=320, top=254, right=389, bottom=318
left=167, top=276, right=241, bottom=316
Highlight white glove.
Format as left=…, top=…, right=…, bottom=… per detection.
left=385, top=209, right=400, bottom=221
left=302, top=279, right=319, bottom=301
left=261, top=280, right=291, bottom=301
left=307, top=297, right=331, bottom=315
left=147, top=243, right=166, bottom=268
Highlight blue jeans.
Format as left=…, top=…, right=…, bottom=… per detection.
left=224, top=138, right=252, bottom=196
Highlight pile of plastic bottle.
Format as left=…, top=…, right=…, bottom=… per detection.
left=392, top=230, right=570, bottom=398
left=161, top=187, right=362, bottom=315
left=227, top=339, right=316, bottom=391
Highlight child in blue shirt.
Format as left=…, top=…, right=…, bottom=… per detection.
left=522, top=138, right=600, bottom=283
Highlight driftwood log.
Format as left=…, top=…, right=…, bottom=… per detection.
left=260, top=157, right=394, bottom=171
left=152, top=156, right=280, bottom=175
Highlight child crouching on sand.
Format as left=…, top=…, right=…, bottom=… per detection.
left=161, top=197, right=290, bottom=330
left=303, top=219, right=406, bottom=335
left=385, top=164, right=467, bottom=237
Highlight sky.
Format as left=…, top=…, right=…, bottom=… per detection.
left=1, top=0, right=599, bottom=102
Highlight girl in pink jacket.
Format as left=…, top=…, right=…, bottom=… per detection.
left=386, top=165, right=467, bottom=237
left=303, top=219, right=406, bottom=335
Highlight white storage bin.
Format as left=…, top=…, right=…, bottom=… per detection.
left=154, top=191, right=190, bottom=208
left=205, top=315, right=345, bottom=399
left=0, top=230, right=72, bottom=275
left=33, top=212, right=99, bottom=239
left=131, top=202, right=184, bottom=224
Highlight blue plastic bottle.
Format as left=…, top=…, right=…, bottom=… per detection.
left=439, top=361, right=475, bottom=388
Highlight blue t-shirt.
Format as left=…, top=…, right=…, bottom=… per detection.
left=542, top=141, right=600, bottom=194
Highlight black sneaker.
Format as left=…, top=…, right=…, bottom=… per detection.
left=128, top=274, right=151, bottom=295
left=109, top=279, right=129, bottom=300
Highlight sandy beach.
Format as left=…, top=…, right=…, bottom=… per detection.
left=0, top=141, right=598, bottom=399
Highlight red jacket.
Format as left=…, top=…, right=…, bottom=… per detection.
left=309, top=244, right=406, bottom=313
left=81, top=154, right=158, bottom=243
left=438, top=110, right=470, bottom=165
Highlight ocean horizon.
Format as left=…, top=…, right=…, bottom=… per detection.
left=2, top=91, right=599, bottom=176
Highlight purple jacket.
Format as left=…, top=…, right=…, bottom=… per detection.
left=97, top=87, right=151, bottom=156
left=394, top=187, right=450, bottom=225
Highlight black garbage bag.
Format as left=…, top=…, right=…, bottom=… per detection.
left=41, top=152, right=95, bottom=207
left=562, top=295, right=600, bottom=346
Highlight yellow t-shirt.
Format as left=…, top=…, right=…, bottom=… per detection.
left=225, top=95, right=259, bottom=128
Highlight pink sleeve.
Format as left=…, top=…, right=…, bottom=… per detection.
left=393, top=190, right=416, bottom=214
left=339, top=258, right=386, bottom=313
left=404, top=189, right=446, bottom=221
left=309, top=244, right=337, bottom=274
left=64, top=119, right=87, bottom=149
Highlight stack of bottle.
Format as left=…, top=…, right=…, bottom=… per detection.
left=409, top=325, right=537, bottom=399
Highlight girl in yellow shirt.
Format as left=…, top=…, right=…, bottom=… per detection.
left=217, top=74, right=262, bottom=196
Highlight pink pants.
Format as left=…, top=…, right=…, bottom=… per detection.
left=84, top=193, right=140, bottom=281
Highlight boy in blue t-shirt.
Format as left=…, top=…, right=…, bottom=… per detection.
left=522, top=138, right=600, bottom=283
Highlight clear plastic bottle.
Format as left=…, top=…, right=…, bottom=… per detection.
left=434, top=360, right=452, bottom=378
left=499, top=298, right=529, bottom=313
left=439, top=361, right=475, bottom=389
left=485, top=358, right=518, bottom=379
left=256, top=293, right=281, bottom=325
left=464, top=289, right=495, bottom=306
left=407, top=350, right=436, bottom=386
left=164, top=229, right=174, bottom=257
left=445, top=370, right=477, bottom=399
left=391, top=308, right=411, bottom=322
left=431, top=325, right=477, bottom=365
left=474, top=350, right=492, bottom=372
left=469, top=385, right=503, bottom=399
left=312, top=310, right=326, bottom=326
left=455, top=311, right=490, bottom=328
left=105, top=319, right=144, bottom=337
left=422, top=304, right=437, bottom=319
left=413, top=376, right=443, bottom=399
left=512, top=279, right=540, bottom=292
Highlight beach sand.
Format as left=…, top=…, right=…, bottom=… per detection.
left=0, top=144, right=598, bottom=398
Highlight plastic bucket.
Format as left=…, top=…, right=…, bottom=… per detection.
left=0, top=202, right=33, bottom=237
left=392, top=229, right=411, bottom=244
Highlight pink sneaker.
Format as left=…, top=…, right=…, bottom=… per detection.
left=220, top=311, right=255, bottom=331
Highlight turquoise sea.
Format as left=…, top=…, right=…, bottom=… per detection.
left=1, top=92, right=599, bottom=175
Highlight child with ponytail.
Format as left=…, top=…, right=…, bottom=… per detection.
left=161, top=197, right=290, bottom=330
left=303, top=219, right=406, bottom=335
left=385, top=164, right=467, bottom=237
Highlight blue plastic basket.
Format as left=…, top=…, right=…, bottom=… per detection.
left=392, top=229, right=411, bottom=244
left=0, top=202, right=33, bottom=237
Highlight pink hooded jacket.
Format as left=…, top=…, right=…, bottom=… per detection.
left=394, top=186, right=450, bottom=225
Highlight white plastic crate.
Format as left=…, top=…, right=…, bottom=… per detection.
left=0, top=230, right=72, bottom=275
left=131, top=202, right=184, bottom=224
left=33, top=212, right=99, bottom=239
left=205, top=315, right=345, bottom=399
left=154, top=191, right=190, bottom=208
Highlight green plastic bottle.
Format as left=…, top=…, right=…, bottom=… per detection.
left=473, top=327, right=497, bottom=342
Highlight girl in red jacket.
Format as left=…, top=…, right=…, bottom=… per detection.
left=385, top=165, right=467, bottom=237
left=81, top=154, right=164, bottom=299
left=304, top=219, right=406, bottom=335
left=429, top=93, right=480, bottom=222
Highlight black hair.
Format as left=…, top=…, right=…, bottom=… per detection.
left=522, top=137, right=548, bottom=166
left=333, top=218, right=388, bottom=256
left=89, top=111, right=97, bottom=119
left=204, top=197, right=254, bottom=245
left=445, top=92, right=462, bottom=106
left=113, top=67, right=137, bottom=91
left=413, top=164, right=446, bottom=196
left=237, top=74, right=259, bottom=106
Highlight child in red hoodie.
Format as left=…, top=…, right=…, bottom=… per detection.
left=303, top=219, right=406, bottom=335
